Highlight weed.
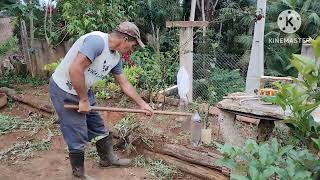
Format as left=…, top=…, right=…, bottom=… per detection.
left=119, top=95, right=130, bottom=107
left=0, top=113, right=56, bottom=135
left=0, top=114, right=20, bottom=134
left=31, top=140, right=51, bottom=151
left=50, top=127, right=62, bottom=136
left=95, top=90, right=111, bottom=100
left=133, top=155, right=148, bottom=167
left=0, top=36, right=18, bottom=57
left=147, top=160, right=177, bottom=180
left=85, top=145, right=99, bottom=161
left=115, top=114, right=138, bottom=137
left=7, top=97, right=16, bottom=109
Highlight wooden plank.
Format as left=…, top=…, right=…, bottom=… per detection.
left=261, top=75, right=293, bottom=81
left=166, top=21, right=209, bottom=28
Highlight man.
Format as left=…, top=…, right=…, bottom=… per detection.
left=49, top=22, right=153, bottom=179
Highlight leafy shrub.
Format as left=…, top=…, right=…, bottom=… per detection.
left=194, top=67, right=245, bottom=103
left=265, top=37, right=320, bottom=150
left=216, top=139, right=320, bottom=180
left=0, top=36, right=18, bottom=57
left=62, top=0, right=135, bottom=38
left=95, top=90, right=110, bottom=100
left=43, top=59, right=61, bottom=75
left=123, top=65, right=144, bottom=87
left=91, top=79, right=107, bottom=92
left=131, top=47, right=179, bottom=94
left=106, top=82, right=121, bottom=93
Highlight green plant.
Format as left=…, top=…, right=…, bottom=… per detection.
left=85, top=145, right=98, bottom=161
left=0, top=114, right=20, bottom=134
left=194, top=67, right=245, bottom=103
left=0, top=73, right=46, bottom=88
left=133, top=155, right=148, bottom=167
left=123, top=65, right=144, bottom=87
left=265, top=37, right=320, bottom=150
left=62, top=0, right=129, bottom=38
left=114, top=115, right=139, bottom=152
left=216, top=139, right=320, bottom=180
left=131, top=47, right=179, bottom=98
left=106, top=82, right=121, bottom=93
left=43, top=60, right=61, bottom=75
left=0, top=36, right=18, bottom=57
left=95, top=90, right=111, bottom=100
left=147, top=160, right=177, bottom=180
left=91, top=79, right=107, bottom=92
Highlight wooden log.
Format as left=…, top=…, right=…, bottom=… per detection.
left=0, top=87, right=54, bottom=113
left=153, top=144, right=223, bottom=171
left=142, top=150, right=228, bottom=180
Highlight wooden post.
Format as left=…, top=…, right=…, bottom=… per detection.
left=166, top=21, right=209, bottom=103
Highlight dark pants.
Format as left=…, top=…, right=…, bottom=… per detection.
left=49, top=78, right=108, bottom=153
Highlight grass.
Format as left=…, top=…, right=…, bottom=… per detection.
left=0, top=114, right=20, bottom=134
left=0, top=128, right=53, bottom=162
left=133, top=155, right=177, bottom=180
left=133, top=155, right=148, bottom=167
left=0, top=139, right=52, bottom=162
left=0, top=113, right=56, bottom=163
left=0, top=113, right=57, bottom=135
left=85, top=145, right=99, bottom=162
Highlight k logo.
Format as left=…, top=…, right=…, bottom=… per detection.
left=277, top=10, right=302, bottom=34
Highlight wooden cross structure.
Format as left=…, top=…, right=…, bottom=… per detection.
left=166, top=21, right=209, bottom=103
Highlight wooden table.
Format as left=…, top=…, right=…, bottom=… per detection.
left=216, top=93, right=286, bottom=146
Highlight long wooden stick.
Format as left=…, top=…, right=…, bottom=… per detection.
left=64, top=104, right=193, bottom=116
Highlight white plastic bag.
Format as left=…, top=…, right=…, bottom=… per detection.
left=177, top=66, right=190, bottom=100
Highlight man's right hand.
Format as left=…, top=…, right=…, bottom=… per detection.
left=78, top=98, right=91, bottom=113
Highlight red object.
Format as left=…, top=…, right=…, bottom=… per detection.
left=122, top=53, right=135, bottom=66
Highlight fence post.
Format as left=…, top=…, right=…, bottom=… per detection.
left=245, top=0, right=267, bottom=94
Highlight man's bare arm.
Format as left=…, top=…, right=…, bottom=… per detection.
left=114, top=73, right=153, bottom=115
left=69, top=52, right=91, bottom=112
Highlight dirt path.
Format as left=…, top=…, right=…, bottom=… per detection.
left=0, top=135, right=150, bottom=180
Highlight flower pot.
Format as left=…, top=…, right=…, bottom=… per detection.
left=201, top=128, right=212, bottom=145
left=0, top=93, right=8, bottom=108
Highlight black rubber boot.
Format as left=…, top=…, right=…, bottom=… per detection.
left=96, top=134, right=131, bottom=167
left=69, top=152, right=94, bottom=180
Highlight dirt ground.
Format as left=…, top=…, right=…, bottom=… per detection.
left=0, top=84, right=209, bottom=180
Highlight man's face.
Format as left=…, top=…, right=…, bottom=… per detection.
left=119, top=37, right=138, bottom=55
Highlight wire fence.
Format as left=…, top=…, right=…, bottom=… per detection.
left=192, top=53, right=247, bottom=104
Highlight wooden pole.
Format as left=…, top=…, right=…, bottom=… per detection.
left=64, top=104, right=193, bottom=116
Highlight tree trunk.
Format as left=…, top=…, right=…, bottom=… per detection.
left=152, top=143, right=224, bottom=171
left=0, top=87, right=54, bottom=114
left=29, top=0, right=36, bottom=77
left=143, top=150, right=228, bottom=180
